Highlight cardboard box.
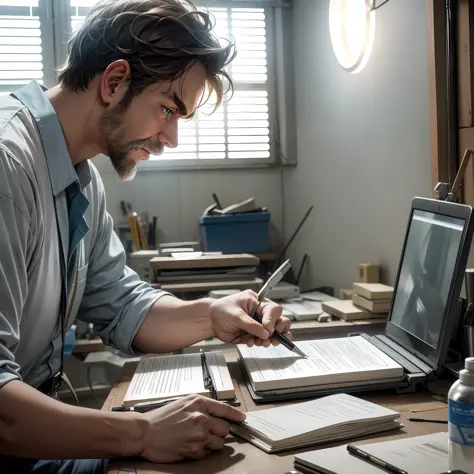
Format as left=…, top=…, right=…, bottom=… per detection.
left=339, top=288, right=354, bottom=300
left=352, top=283, right=394, bottom=301
left=358, top=263, right=380, bottom=283
left=352, top=293, right=391, bottom=314
left=321, top=300, right=369, bottom=321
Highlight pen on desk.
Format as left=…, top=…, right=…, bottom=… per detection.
left=200, top=349, right=218, bottom=400
left=111, top=397, right=183, bottom=413
left=347, top=444, right=408, bottom=474
left=407, top=417, right=448, bottom=424
left=251, top=259, right=308, bottom=359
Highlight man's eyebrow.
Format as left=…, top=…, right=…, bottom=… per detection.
left=172, top=93, right=188, bottom=117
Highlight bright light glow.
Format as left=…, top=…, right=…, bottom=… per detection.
left=329, top=0, right=375, bottom=73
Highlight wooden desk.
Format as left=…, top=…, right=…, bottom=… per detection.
left=104, top=355, right=448, bottom=474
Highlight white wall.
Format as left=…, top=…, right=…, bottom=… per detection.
left=284, top=0, right=433, bottom=292
left=93, top=155, right=283, bottom=246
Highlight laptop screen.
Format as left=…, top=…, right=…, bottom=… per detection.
left=389, top=209, right=465, bottom=350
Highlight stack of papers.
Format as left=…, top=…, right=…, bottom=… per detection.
left=122, top=351, right=235, bottom=408
left=238, top=336, right=405, bottom=394
left=294, top=432, right=448, bottom=473
left=230, top=393, right=402, bottom=453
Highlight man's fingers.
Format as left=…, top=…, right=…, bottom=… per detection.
left=271, top=331, right=292, bottom=346
left=207, top=434, right=225, bottom=451
left=209, top=415, right=230, bottom=437
left=275, top=317, right=291, bottom=335
left=259, top=299, right=283, bottom=336
left=205, top=398, right=246, bottom=422
left=238, top=312, right=269, bottom=340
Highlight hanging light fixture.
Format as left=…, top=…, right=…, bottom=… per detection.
left=329, top=0, right=376, bottom=73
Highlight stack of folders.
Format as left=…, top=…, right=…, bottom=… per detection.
left=294, top=432, right=449, bottom=474
left=230, top=393, right=402, bottom=453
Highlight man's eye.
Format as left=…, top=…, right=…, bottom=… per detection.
left=162, top=106, right=172, bottom=117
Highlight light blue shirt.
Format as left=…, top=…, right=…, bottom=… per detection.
left=0, top=80, right=167, bottom=389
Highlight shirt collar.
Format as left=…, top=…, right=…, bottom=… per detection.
left=11, top=80, right=92, bottom=195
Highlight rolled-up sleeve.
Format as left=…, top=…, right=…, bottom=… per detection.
left=0, top=150, right=33, bottom=389
left=78, top=175, right=169, bottom=355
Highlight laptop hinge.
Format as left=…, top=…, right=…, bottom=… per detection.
left=360, top=334, right=433, bottom=375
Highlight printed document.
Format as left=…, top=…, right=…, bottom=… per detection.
left=295, top=432, right=449, bottom=474
left=123, top=351, right=234, bottom=407
left=237, top=335, right=404, bottom=391
left=230, top=393, right=402, bottom=453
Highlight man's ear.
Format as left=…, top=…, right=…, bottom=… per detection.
left=99, top=59, right=131, bottom=106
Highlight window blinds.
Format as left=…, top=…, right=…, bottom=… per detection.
left=0, top=0, right=44, bottom=94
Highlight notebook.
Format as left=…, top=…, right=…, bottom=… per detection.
left=122, top=351, right=235, bottom=408
left=237, top=335, right=405, bottom=393
left=230, top=393, right=402, bottom=453
left=294, top=431, right=449, bottom=474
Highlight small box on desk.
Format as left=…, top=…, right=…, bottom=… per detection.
left=199, top=211, right=270, bottom=254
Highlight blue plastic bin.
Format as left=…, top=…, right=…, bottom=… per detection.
left=200, top=212, right=270, bottom=254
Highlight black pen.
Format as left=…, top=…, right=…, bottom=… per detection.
left=200, top=349, right=218, bottom=400
left=251, top=311, right=307, bottom=358
left=347, top=444, right=408, bottom=474
left=407, top=417, right=448, bottom=424
left=111, top=397, right=182, bottom=413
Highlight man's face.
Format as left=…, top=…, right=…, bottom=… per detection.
left=99, top=62, right=207, bottom=181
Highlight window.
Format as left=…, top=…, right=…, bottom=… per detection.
left=0, top=0, right=52, bottom=95
left=154, top=7, right=273, bottom=162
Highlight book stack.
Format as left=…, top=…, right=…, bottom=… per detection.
left=150, top=253, right=263, bottom=293
left=237, top=335, right=405, bottom=400
left=321, top=283, right=393, bottom=321
left=351, top=283, right=393, bottom=316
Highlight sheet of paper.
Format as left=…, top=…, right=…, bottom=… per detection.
left=238, top=393, right=399, bottom=441
left=295, top=432, right=449, bottom=474
left=123, top=352, right=233, bottom=405
left=238, top=335, right=403, bottom=390
left=281, top=299, right=322, bottom=318
left=126, top=354, right=206, bottom=401
left=300, top=291, right=339, bottom=302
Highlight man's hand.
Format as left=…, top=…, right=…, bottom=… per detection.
left=140, top=394, right=245, bottom=463
left=209, top=290, right=292, bottom=347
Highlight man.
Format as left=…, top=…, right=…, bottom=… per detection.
left=0, top=1, right=291, bottom=473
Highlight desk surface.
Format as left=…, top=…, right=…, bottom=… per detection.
left=104, top=354, right=448, bottom=474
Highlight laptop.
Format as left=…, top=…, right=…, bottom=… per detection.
left=240, top=197, right=474, bottom=402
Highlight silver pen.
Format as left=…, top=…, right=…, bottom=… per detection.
left=252, top=259, right=308, bottom=358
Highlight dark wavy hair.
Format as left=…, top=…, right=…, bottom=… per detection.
left=57, top=0, right=236, bottom=110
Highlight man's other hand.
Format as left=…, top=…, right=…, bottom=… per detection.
left=140, top=394, right=245, bottom=463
